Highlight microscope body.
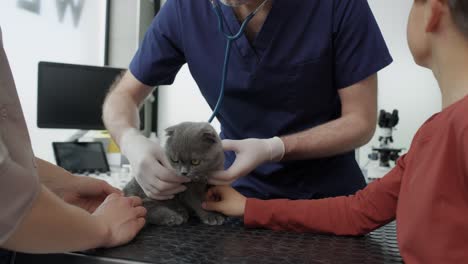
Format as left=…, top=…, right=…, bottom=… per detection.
left=367, top=110, right=404, bottom=179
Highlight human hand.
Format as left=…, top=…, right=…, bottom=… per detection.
left=62, top=176, right=122, bottom=213
left=120, top=129, right=190, bottom=200
left=93, top=194, right=147, bottom=248
left=209, top=137, right=284, bottom=185
left=202, top=186, right=247, bottom=217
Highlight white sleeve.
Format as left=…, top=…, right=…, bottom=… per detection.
left=0, top=26, right=41, bottom=245
left=0, top=146, right=40, bottom=245
left=0, top=136, right=8, bottom=169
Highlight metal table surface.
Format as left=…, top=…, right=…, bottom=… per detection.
left=16, top=219, right=403, bottom=264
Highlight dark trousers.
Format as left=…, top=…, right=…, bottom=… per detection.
left=0, top=249, right=15, bottom=264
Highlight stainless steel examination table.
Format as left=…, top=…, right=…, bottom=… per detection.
left=15, top=219, right=403, bottom=264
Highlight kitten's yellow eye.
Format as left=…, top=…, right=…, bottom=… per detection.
left=191, top=159, right=201, bottom=166
left=171, top=157, right=179, bottom=163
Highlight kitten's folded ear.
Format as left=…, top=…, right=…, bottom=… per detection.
left=201, top=129, right=218, bottom=144
left=165, top=126, right=177, bottom=137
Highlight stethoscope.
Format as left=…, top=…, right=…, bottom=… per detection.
left=207, top=0, right=270, bottom=123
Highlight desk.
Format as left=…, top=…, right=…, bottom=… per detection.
left=16, top=219, right=402, bottom=264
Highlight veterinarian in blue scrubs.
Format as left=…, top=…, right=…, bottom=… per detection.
left=103, top=0, right=393, bottom=200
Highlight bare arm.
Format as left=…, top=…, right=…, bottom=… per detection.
left=35, top=157, right=120, bottom=195
left=1, top=158, right=145, bottom=253
left=35, top=157, right=123, bottom=213
left=102, top=71, right=154, bottom=144
left=35, top=157, right=77, bottom=193
left=281, top=74, right=378, bottom=160
left=2, top=185, right=108, bottom=253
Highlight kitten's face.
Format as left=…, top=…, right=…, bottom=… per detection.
left=165, top=122, right=224, bottom=182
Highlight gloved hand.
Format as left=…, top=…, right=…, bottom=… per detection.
left=209, top=137, right=285, bottom=185
left=119, top=128, right=190, bottom=200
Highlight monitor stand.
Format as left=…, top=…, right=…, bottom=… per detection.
left=67, top=130, right=89, bottom=142
left=141, top=94, right=155, bottom=138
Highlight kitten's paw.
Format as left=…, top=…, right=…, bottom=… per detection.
left=199, top=212, right=225, bottom=226
left=147, top=207, right=189, bottom=226
left=173, top=205, right=189, bottom=220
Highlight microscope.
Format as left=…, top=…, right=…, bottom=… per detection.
left=366, top=110, right=404, bottom=180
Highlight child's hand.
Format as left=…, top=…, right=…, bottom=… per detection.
left=202, top=186, right=246, bottom=217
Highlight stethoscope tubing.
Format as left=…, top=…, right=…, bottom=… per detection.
left=207, top=0, right=269, bottom=123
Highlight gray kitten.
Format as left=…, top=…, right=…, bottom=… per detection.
left=123, top=122, right=226, bottom=226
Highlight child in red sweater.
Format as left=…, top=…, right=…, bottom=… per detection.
left=203, top=1, right=468, bottom=263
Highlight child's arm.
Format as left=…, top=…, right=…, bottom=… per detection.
left=204, top=155, right=406, bottom=236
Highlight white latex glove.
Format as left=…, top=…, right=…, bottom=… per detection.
left=120, top=129, right=190, bottom=200
left=209, top=137, right=285, bottom=185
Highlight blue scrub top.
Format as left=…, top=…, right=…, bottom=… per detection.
left=130, top=0, right=393, bottom=199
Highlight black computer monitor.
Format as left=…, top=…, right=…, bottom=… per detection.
left=37, top=62, right=152, bottom=130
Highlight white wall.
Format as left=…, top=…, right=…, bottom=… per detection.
left=362, top=0, right=441, bottom=164
left=0, top=0, right=107, bottom=162
left=157, top=0, right=442, bottom=166
left=157, top=66, right=221, bottom=139
left=108, top=0, right=139, bottom=68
